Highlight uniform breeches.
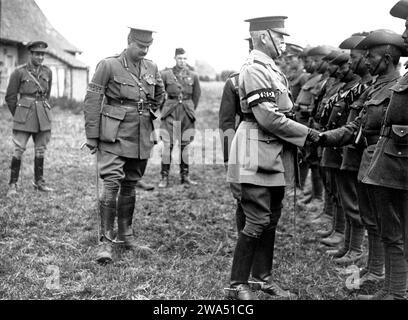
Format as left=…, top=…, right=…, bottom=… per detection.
left=160, top=103, right=195, bottom=146
left=12, top=130, right=51, bottom=159
left=98, top=150, right=148, bottom=204
left=240, top=184, right=284, bottom=238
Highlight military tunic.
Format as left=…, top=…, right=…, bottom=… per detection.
left=294, top=73, right=322, bottom=126
left=83, top=50, right=165, bottom=160
left=227, top=50, right=309, bottom=187
left=5, top=62, right=53, bottom=133
left=160, top=66, right=201, bottom=145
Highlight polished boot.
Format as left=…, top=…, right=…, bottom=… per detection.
left=159, top=163, right=170, bottom=188
left=226, top=232, right=259, bottom=300
left=116, top=195, right=153, bottom=254
left=7, top=157, right=21, bottom=197
left=95, top=203, right=115, bottom=264
left=326, top=219, right=349, bottom=258
left=33, top=157, right=54, bottom=192
left=250, top=226, right=296, bottom=299
left=180, top=145, right=198, bottom=186
left=320, top=231, right=344, bottom=247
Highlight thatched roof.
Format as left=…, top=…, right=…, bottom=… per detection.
left=0, top=0, right=88, bottom=69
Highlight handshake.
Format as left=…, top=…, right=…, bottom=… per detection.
left=306, top=128, right=326, bottom=145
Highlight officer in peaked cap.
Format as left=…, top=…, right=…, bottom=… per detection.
left=319, top=28, right=407, bottom=299
left=158, top=47, right=201, bottom=188
left=83, top=26, right=165, bottom=264
left=5, top=39, right=53, bottom=197
left=27, top=41, right=48, bottom=53
left=360, top=3, right=408, bottom=299
left=225, top=15, right=319, bottom=300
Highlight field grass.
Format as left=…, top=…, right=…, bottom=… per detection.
left=0, top=82, right=369, bottom=300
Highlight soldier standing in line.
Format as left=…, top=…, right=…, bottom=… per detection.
left=5, top=41, right=54, bottom=197
left=219, top=39, right=253, bottom=233
left=158, top=48, right=201, bottom=188
left=226, top=16, right=320, bottom=300
left=361, top=0, right=408, bottom=300
left=83, top=27, right=165, bottom=263
left=285, top=43, right=309, bottom=103
left=294, top=46, right=331, bottom=199
left=319, top=29, right=406, bottom=299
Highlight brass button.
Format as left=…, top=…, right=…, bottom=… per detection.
left=398, top=152, right=402, bottom=155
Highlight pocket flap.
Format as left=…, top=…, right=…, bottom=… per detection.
left=390, top=83, right=408, bottom=93
left=366, top=96, right=389, bottom=106
left=384, top=142, right=408, bottom=158
left=101, top=104, right=127, bottom=120
left=392, top=125, right=408, bottom=138
left=17, top=98, right=34, bottom=108
left=113, top=76, right=135, bottom=86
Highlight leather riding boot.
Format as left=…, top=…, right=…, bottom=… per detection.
left=180, top=145, right=198, bottom=186
left=117, top=195, right=153, bottom=253
left=95, top=202, right=116, bottom=264
left=250, top=226, right=296, bottom=299
left=227, top=232, right=259, bottom=300
left=7, top=157, right=21, bottom=197
left=33, top=157, right=54, bottom=192
left=159, top=163, right=170, bottom=188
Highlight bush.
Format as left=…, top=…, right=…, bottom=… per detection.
left=49, top=96, right=83, bottom=114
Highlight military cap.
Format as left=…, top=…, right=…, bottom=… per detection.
left=128, top=27, right=155, bottom=46
left=175, top=48, right=186, bottom=56
left=27, top=41, right=48, bottom=52
left=322, top=50, right=342, bottom=61
left=330, top=53, right=351, bottom=66
left=307, top=45, right=332, bottom=56
left=245, top=16, right=289, bottom=36
left=390, top=0, right=408, bottom=19
left=355, top=29, right=408, bottom=56
left=339, top=35, right=367, bottom=50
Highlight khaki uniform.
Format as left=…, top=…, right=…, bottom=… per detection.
left=227, top=49, right=308, bottom=237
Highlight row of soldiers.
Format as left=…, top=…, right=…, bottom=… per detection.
left=220, top=1, right=408, bottom=300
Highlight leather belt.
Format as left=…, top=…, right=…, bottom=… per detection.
left=243, top=113, right=257, bottom=122
left=20, top=94, right=46, bottom=100
left=168, top=94, right=192, bottom=101
left=109, top=99, right=152, bottom=113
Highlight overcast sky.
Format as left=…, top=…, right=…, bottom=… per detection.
left=35, top=0, right=406, bottom=74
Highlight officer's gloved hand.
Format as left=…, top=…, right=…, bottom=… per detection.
left=306, top=128, right=321, bottom=144
left=318, top=132, right=327, bottom=145
left=86, top=138, right=99, bottom=154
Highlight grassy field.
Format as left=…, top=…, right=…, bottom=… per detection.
left=0, top=82, right=368, bottom=300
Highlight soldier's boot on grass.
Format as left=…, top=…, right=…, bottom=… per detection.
left=95, top=203, right=116, bottom=264
left=250, top=225, right=296, bottom=299
left=7, top=157, right=21, bottom=197
left=33, top=157, right=54, bottom=192
left=116, top=195, right=153, bottom=255
left=180, top=146, right=197, bottom=186
left=333, top=223, right=365, bottom=265
left=320, top=231, right=344, bottom=247
left=358, top=232, right=385, bottom=288
left=328, top=218, right=350, bottom=258
left=225, top=232, right=259, bottom=300
left=158, top=164, right=170, bottom=188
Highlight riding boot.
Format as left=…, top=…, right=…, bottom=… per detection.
left=117, top=195, right=153, bottom=254
left=95, top=202, right=115, bottom=263
left=159, top=164, right=170, bottom=188
left=33, top=157, right=54, bottom=192
left=180, top=145, right=197, bottom=186
left=7, top=157, right=21, bottom=197
left=226, top=232, right=259, bottom=300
